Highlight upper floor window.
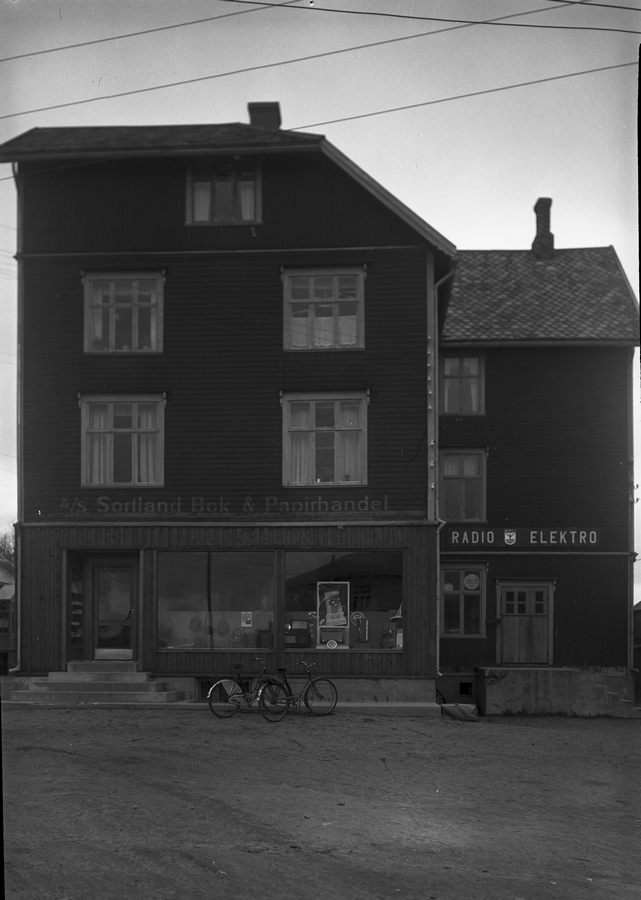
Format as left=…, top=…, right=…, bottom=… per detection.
left=283, top=269, right=365, bottom=350
left=440, top=450, right=486, bottom=521
left=441, top=355, right=484, bottom=414
left=186, top=159, right=261, bottom=225
left=282, top=392, right=368, bottom=486
left=80, top=395, right=165, bottom=487
left=83, top=273, right=164, bottom=353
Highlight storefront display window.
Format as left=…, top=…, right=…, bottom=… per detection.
left=157, top=552, right=274, bottom=650
left=284, top=552, right=403, bottom=650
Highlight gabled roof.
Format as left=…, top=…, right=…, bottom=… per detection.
left=0, top=123, right=323, bottom=158
left=0, top=121, right=456, bottom=257
left=443, top=246, right=639, bottom=344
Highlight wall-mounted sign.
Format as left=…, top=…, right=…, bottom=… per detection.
left=55, top=494, right=392, bottom=518
left=442, top=526, right=601, bottom=550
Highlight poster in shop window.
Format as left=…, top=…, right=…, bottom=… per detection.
left=317, top=582, right=349, bottom=627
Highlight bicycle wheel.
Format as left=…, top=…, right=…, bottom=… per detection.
left=304, top=677, right=338, bottom=716
left=259, top=682, right=289, bottom=722
left=208, top=679, right=243, bottom=718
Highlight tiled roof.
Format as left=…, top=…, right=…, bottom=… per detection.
left=0, top=123, right=322, bottom=160
left=443, top=247, right=639, bottom=343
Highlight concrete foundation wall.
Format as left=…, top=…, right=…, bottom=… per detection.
left=479, top=667, right=635, bottom=717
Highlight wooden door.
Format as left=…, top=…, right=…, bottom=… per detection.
left=498, top=584, right=551, bottom=664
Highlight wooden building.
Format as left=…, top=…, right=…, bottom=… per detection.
left=0, top=103, right=456, bottom=702
left=1, top=109, right=638, bottom=713
left=436, top=199, right=639, bottom=714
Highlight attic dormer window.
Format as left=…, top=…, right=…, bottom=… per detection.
left=186, top=159, right=261, bottom=225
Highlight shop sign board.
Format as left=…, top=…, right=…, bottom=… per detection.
left=442, top=526, right=601, bottom=550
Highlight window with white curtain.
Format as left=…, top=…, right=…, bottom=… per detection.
left=83, top=273, right=164, bottom=353
left=283, top=269, right=365, bottom=350
left=282, top=392, right=368, bottom=486
left=80, top=395, right=165, bottom=486
left=441, top=355, right=484, bottom=414
left=186, top=159, right=260, bottom=224
left=440, top=450, right=486, bottom=521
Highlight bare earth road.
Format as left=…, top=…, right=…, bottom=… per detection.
left=2, top=706, right=640, bottom=900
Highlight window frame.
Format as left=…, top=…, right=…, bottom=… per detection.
left=80, top=394, right=166, bottom=488
left=441, top=564, right=486, bottom=638
left=83, top=272, right=164, bottom=355
left=439, top=449, right=487, bottom=522
left=185, top=159, right=262, bottom=226
left=440, top=353, right=485, bottom=415
left=282, top=391, right=368, bottom=487
left=283, top=268, right=365, bottom=351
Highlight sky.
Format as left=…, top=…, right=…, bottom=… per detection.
left=0, top=0, right=639, bottom=585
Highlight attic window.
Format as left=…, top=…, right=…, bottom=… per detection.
left=186, top=159, right=261, bottom=225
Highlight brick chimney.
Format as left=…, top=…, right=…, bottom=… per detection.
left=531, top=197, right=554, bottom=259
left=247, top=102, right=282, bottom=130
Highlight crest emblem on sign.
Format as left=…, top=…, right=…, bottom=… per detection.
left=504, top=529, right=517, bottom=545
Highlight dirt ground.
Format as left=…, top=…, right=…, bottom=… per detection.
left=2, top=705, right=640, bottom=900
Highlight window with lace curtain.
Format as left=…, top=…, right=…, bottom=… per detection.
left=283, top=269, right=365, bottom=350
left=83, top=273, right=164, bottom=353
left=282, top=392, right=368, bottom=486
left=186, top=159, right=261, bottom=224
left=440, top=450, right=486, bottom=521
left=441, top=355, right=484, bottom=414
left=80, top=395, right=165, bottom=486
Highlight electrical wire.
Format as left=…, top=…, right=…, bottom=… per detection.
left=217, top=0, right=641, bottom=31
left=290, top=62, right=637, bottom=129
left=0, top=0, right=303, bottom=65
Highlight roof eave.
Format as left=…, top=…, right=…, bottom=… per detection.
left=440, top=338, right=640, bottom=348
left=0, top=142, right=322, bottom=165
left=320, top=140, right=456, bottom=257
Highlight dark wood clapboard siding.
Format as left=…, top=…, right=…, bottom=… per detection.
left=17, top=523, right=436, bottom=677
left=20, top=155, right=426, bottom=255
left=439, top=347, right=632, bottom=551
left=439, top=554, right=630, bottom=670
left=21, top=249, right=430, bottom=521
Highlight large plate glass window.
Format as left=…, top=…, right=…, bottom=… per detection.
left=441, top=566, right=485, bottom=636
left=441, top=355, right=484, bottom=414
left=283, top=269, right=365, bottom=350
left=284, top=552, right=403, bottom=650
left=83, top=273, right=164, bottom=353
left=440, top=450, right=486, bottom=521
left=186, top=159, right=260, bottom=224
left=282, top=392, right=367, bottom=486
left=80, top=395, right=165, bottom=486
left=157, top=552, right=275, bottom=651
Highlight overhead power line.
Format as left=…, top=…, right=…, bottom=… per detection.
left=0, top=0, right=638, bottom=67
left=0, top=59, right=635, bottom=186
left=220, top=0, right=641, bottom=29
left=0, top=0, right=303, bottom=65
left=289, top=61, right=638, bottom=129
left=1, top=0, right=638, bottom=123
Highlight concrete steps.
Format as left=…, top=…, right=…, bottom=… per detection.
left=8, top=661, right=181, bottom=704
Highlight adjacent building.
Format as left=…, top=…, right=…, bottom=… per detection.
left=0, top=105, right=637, bottom=712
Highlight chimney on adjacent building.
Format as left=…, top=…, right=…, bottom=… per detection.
left=531, top=197, right=554, bottom=259
left=247, top=102, right=282, bottom=130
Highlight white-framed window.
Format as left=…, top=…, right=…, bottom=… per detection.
left=283, top=269, right=365, bottom=350
left=282, top=392, right=368, bottom=486
left=440, top=450, right=486, bottom=522
left=441, top=565, right=485, bottom=637
left=186, top=159, right=261, bottom=225
left=80, top=395, right=165, bottom=487
left=83, top=273, right=164, bottom=353
left=441, top=355, right=484, bottom=414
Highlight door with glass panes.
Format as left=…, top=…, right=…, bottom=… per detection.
left=89, top=556, right=137, bottom=660
left=497, top=582, right=552, bottom=664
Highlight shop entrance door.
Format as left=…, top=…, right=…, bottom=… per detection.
left=91, top=557, right=138, bottom=660
left=497, top=583, right=552, bottom=665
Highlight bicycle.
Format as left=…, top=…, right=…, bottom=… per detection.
left=259, top=661, right=338, bottom=722
left=207, top=657, right=279, bottom=718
